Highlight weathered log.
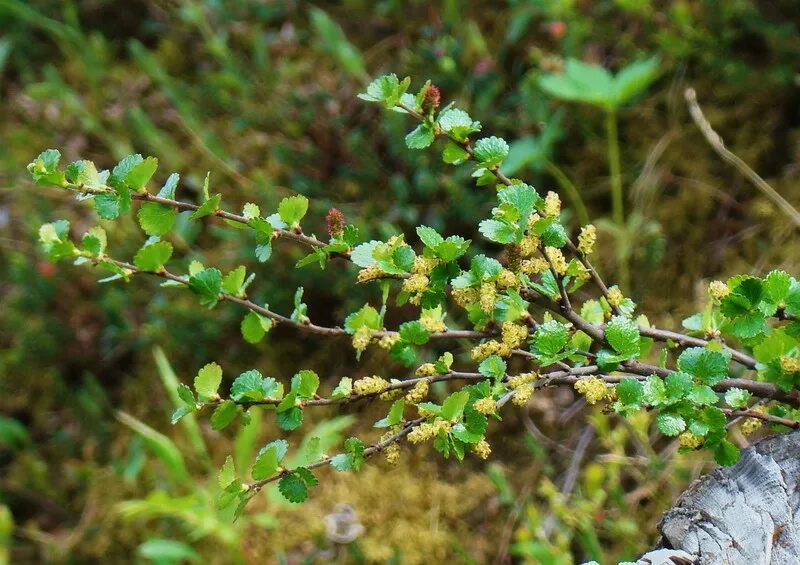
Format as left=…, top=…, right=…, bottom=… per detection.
left=656, top=430, right=800, bottom=564
left=583, top=430, right=800, bottom=564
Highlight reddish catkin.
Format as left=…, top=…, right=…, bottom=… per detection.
left=422, top=85, right=441, bottom=111
left=326, top=208, right=345, bottom=238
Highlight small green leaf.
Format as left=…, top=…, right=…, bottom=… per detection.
left=399, top=321, right=430, bottom=345
left=344, top=304, right=382, bottom=334
left=194, top=362, right=223, bottom=400
left=188, top=268, right=223, bottom=308
left=278, top=473, right=309, bottom=503
left=605, top=316, right=641, bottom=358
left=292, top=370, right=320, bottom=398
left=473, top=136, right=509, bottom=168
left=713, top=439, right=741, bottom=466
left=677, top=347, right=730, bottom=385
left=211, top=400, right=239, bottom=430
left=222, top=266, right=247, bottom=295
left=277, top=195, right=309, bottom=227
left=252, top=443, right=283, bottom=480
left=443, top=141, right=470, bottom=164
left=441, top=390, right=470, bottom=421
left=724, top=388, right=752, bottom=409
left=125, top=156, right=158, bottom=190
left=533, top=320, right=570, bottom=358
left=219, top=455, right=236, bottom=488
left=133, top=241, right=173, bottom=272
left=616, top=377, right=643, bottom=407
left=191, top=193, right=222, bottom=220
left=655, top=412, right=686, bottom=436
left=405, top=124, right=435, bottom=149
left=277, top=407, right=303, bottom=431
left=138, top=202, right=176, bottom=236
left=478, top=355, right=506, bottom=380
left=241, top=311, right=273, bottom=344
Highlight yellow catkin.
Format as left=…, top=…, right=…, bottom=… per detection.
left=781, top=356, right=800, bottom=373
left=402, top=274, right=429, bottom=295
left=420, top=315, right=446, bottom=333
left=501, top=322, right=528, bottom=349
left=512, top=383, right=534, bottom=406
left=415, top=363, right=436, bottom=377
left=527, top=213, right=542, bottom=230
left=606, top=286, right=624, bottom=307
left=678, top=431, right=704, bottom=449
left=473, top=439, right=491, bottom=460
left=544, top=246, right=568, bottom=275
left=574, top=377, right=611, bottom=404
left=378, top=334, right=401, bottom=350
left=405, top=380, right=429, bottom=403
left=497, top=269, right=518, bottom=289
left=379, top=380, right=404, bottom=401
left=508, top=372, right=537, bottom=389
left=708, top=280, right=730, bottom=300
left=479, top=282, right=497, bottom=313
left=353, top=375, right=389, bottom=395
left=519, top=235, right=540, bottom=257
left=451, top=286, right=479, bottom=307
left=520, top=257, right=549, bottom=275
left=412, top=256, right=438, bottom=276
left=473, top=397, right=497, bottom=415
left=544, top=191, right=561, bottom=217
left=358, top=265, right=385, bottom=283
left=352, top=326, right=373, bottom=353
left=384, top=443, right=400, bottom=464
left=577, top=224, right=597, bottom=255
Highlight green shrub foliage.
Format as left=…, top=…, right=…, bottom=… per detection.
left=26, top=74, right=800, bottom=513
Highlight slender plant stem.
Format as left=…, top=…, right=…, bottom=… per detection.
left=605, top=109, right=629, bottom=292
left=544, top=159, right=589, bottom=226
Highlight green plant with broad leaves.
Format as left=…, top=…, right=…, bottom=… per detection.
left=25, top=72, right=800, bottom=516
left=538, top=56, right=661, bottom=292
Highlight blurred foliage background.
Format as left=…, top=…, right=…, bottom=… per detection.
left=1, top=0, right=799, bottom=563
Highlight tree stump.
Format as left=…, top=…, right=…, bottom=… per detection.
left=656, top=430, right=800, bottom=564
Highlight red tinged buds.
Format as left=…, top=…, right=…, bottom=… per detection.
left=326, top=207, right=345, bottom=238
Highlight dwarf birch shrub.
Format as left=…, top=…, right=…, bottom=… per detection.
left=26, top=74, right=800, bottom=514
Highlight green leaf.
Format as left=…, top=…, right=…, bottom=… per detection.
left=479, top=219, right=519, bottom=244
left=399, top=321, right=430, bottom=345
left=344, top=304, right=382, bottom=334
left=473, top=136, right=509, bottom=168
left=194, top=362, right=223, bottom=400
left=605, top=316, right=641, bottom=358
left=688, top=384, right=719, bottom=406
left=278, top=473, right=309, bottom=503
left=277, top=407, right=303, bottom=431
left=332, top=377, right=353, bottom=399
left=211, top=400, right=239, bottom=430
left=190, top=193, right=221, bottom=220
left=498, top=183, right=540, bottom=219
left=533, top=320, right=570, bottom=357
left=125, top=156, right=158, bottom=190
left=94, top=193, right=121, bottom=220
left=642, top=375, right=667, bottom=406
left=176, top=383, right=195, bottom=406
left=655, top=412, right=686, bottom=436
left=539, top=58, right=616, bottom=109
left=405, top=124, right=435, bottom=149
left=133, top=241, right=173, bottom=272
left=188, top=268, right=223, bottom=308
left=358, top=73, right=409, bottom=108
left=540, top=222, right=568, bottom=248
left=616, top=377, right=643, bottom=407
left=218, top=455, right=236, bottom=488
left=443, top=141, right=470, bottom=164
left=664, top=372, right=693, bottom=401
left=171, top=404, right=194, bottom=425
left=677, top=347, right=730, bottom=385
left=138, top=203, right=176, bottom=236
left=441, top=390, right=470, bottom=421
left=478, top=355, right=506, bottom=380
left=81, top=226, right=107, bottom=257
left=230, top=370, right=273, bottom=402
left=241, top=311, right=273, bottom=344
left=724, top=388, right=752, bottom=409
left=614, top=56, right=660, bottom=106
left=713, top=439, right=741, bottom=466
left=222, top=266, right=247, bottom=295
left=137, top=539, right=201, bottom=563
left=375, top=399, right=405, bottom=428
left=278, top=195, right=309, bottom=227
left=252, top=441, right=286, bottom=480
left=434, top=352, right=454, bottom=374
left=292, top=370, right=320, bottom=398
left=417, top=226, right=444, bottom=250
